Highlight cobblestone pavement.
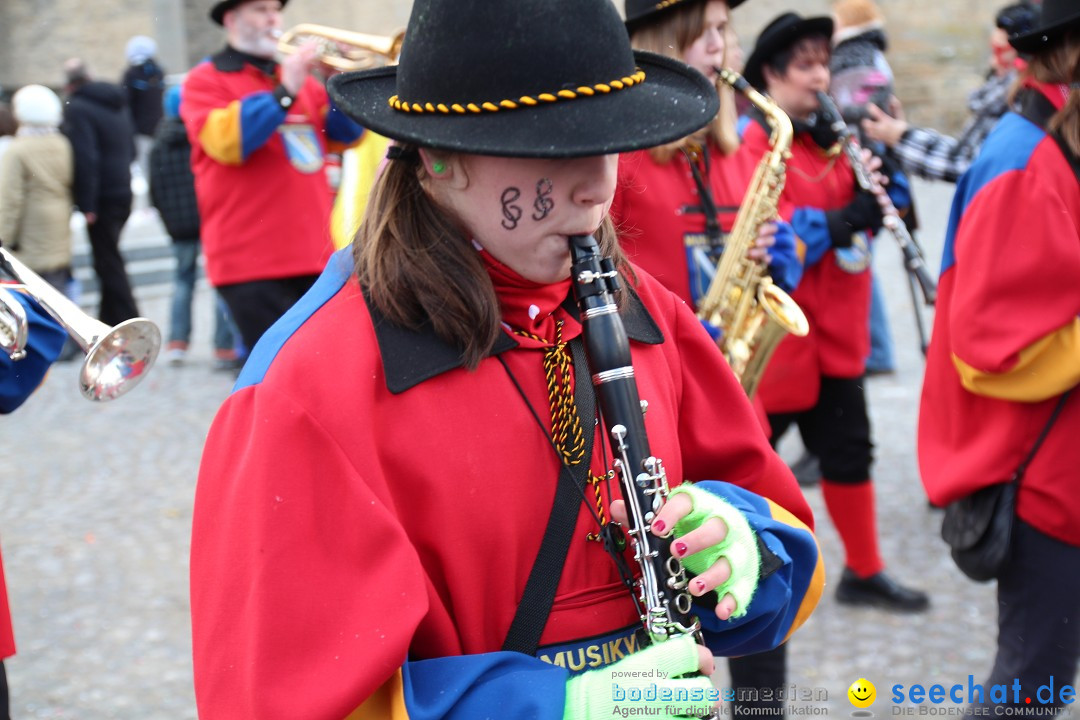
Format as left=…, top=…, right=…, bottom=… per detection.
left=0, top=180, right=1068, bottom=718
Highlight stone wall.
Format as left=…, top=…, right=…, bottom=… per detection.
left=0, top=0, right=1002, bottom=134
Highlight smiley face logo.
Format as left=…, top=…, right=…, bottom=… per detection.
left=848, top=678, right=876, bottom=708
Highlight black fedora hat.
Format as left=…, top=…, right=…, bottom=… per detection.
left=210, top=0, right=289, bottom=26
left=327, top=0, right=720, bottom=159
left=1009, top=0, right=1080, bottom=53
left=624, top=0, right=749, bottom=34
left=742, top=12, right=834, bottom=89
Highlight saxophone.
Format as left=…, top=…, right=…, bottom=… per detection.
left=697, top=69, right=809, bottom=399
left=568, top=234, right=699, bottom=646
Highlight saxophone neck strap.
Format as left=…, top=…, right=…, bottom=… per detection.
left=679, top=145, right=724, bottom=246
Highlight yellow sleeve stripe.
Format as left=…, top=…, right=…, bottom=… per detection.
left=198, top=101, right=244, bottom=166
left=794, top=236, right=807, bottom=265
left=764, top=499, right=824, bottom=644
left=344, top=669, right=409, bottom=720
left=953, top=317, right=1080, bottom=402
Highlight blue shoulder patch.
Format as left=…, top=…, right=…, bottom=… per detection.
left=941, top=112, right=1045, bottom=274
left=233, top=249, right=353, bottom=391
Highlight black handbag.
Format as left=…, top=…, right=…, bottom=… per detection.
left=940, top=392, right=1069, bottom=582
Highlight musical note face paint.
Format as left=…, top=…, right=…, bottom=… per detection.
left=501, top=187, right=523, bottom=230
left=432, top=154, right=618, bottom=284
left=532, top=179, right=555, bottom=221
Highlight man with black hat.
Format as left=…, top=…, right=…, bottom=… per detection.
left=919, top=0, right=1080, bottom=710
left=188, top=0, right=827, bottom=716
left=181, top=0, right=362, bottom=356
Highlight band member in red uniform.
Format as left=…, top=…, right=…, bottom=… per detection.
left=189, top=0, right=825, bottom=717
left=612, top=0, right=803, bottom=320
left=723, top=12, right=929, bottom=715
left=919, top=1, right=1080, bottom=709
left=181, top=0, right=363, bottom=352
left=743, top=11, right=926, bottom=612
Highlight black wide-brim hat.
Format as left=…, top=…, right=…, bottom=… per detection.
left=624, top=0, right=749, bottom=34
left=743, top=12, right=835, bottom=90
left=327, top=0, right=720, bottom=159
left=210, top=0, right=288, bottom=25
left=1009, top=0, right=1080, bottom=53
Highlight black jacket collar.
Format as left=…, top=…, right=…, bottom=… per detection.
left=368, top=284, right=664, bottom=394
left=212, top=45, right=277, bottom=76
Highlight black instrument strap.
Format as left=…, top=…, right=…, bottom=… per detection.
left=1010, top=390, right=1071, bottom=486
left=500, top=337, right=597, bottom=655
left=680, top=146, right=724, bottom=246
left=1017, top=87, right=1080, bottom=184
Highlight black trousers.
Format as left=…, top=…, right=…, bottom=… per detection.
left=768, top=375, right=874, bottom=483
left=729, top=645, right=787, bottom=716
left=1, top=659, right=9, bottom=720
left=87, top=197, right=139, bottom=326
left=216, top=275, right=319, bottom=353
left=975, top=519, right=1080, bottom=713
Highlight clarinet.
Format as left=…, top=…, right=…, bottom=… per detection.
left=815, top=91, right=938, bottom=307
left=568, top=234, right=700, bottom=645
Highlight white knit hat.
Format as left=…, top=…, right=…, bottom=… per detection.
left=126, top=35, right=157, bottom=65
left=12, top=84, right=63, bottom=128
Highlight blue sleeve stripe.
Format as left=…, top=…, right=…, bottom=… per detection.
left=941, top=112, right=1044, bottom=275
left=736, top=115, right=752, bottom=140
left=233, top=249, right=353, bottom=391
left=239, top=91, right=287, bottom=162
left=326, top=101, right=365, bottom=144
left=690, top=481, right=822, bottom=658
left=791, top=207, right=832, bottom=266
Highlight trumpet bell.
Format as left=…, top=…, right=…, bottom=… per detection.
left=80, top=318, right=161, bottom=401
left=0, top=247, right=161, bottom=402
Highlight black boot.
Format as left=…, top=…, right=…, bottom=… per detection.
left=835, top=567, right=929, bottom=612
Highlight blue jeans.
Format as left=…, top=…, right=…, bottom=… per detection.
left=170, top=240, right=235, bottom=352
left=866, top=259, right=895, bottom=373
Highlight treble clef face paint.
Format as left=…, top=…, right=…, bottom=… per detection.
left=434, top=154, right=616, bottom=284
left=501, top=187, right=523, bottom=230
left=532, top=178, right=554, bottom=221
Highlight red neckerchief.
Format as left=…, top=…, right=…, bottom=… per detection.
left=1022, top=76, right=1071, bottom=111
left=476, top=243, right=576, bottom=349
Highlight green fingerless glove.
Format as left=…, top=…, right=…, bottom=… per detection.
left=563, top=635, right=716, bottom=720
left=669, top=483, right=761, bottom=618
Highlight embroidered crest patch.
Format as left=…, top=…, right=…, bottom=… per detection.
left=280, top=123, right=324, bottom=174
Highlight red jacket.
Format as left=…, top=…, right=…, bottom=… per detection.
left=191, top=252, right=821, bottom=718
left=740, top=119, right=871, bottom=414
left=918, top=83, right=1080, bottom=545
left=182, top=48, right=360, bottom=286
left=611, top=144, right=757, bottom=306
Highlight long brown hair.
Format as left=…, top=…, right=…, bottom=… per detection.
left=1020, top=28, right=1080, bottom=157
left=355, top=148, right=627, bottom=369
left=629, top=0, right=740, bottom=162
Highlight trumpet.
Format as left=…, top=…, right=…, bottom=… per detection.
left=276, top=23, right=404, bottom=72
left=0, top=248, right=161, bottom=402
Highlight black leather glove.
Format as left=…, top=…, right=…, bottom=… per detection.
left=808, top=115, right=841, bottom=150
left=825, top=191, right=885, bottom=248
